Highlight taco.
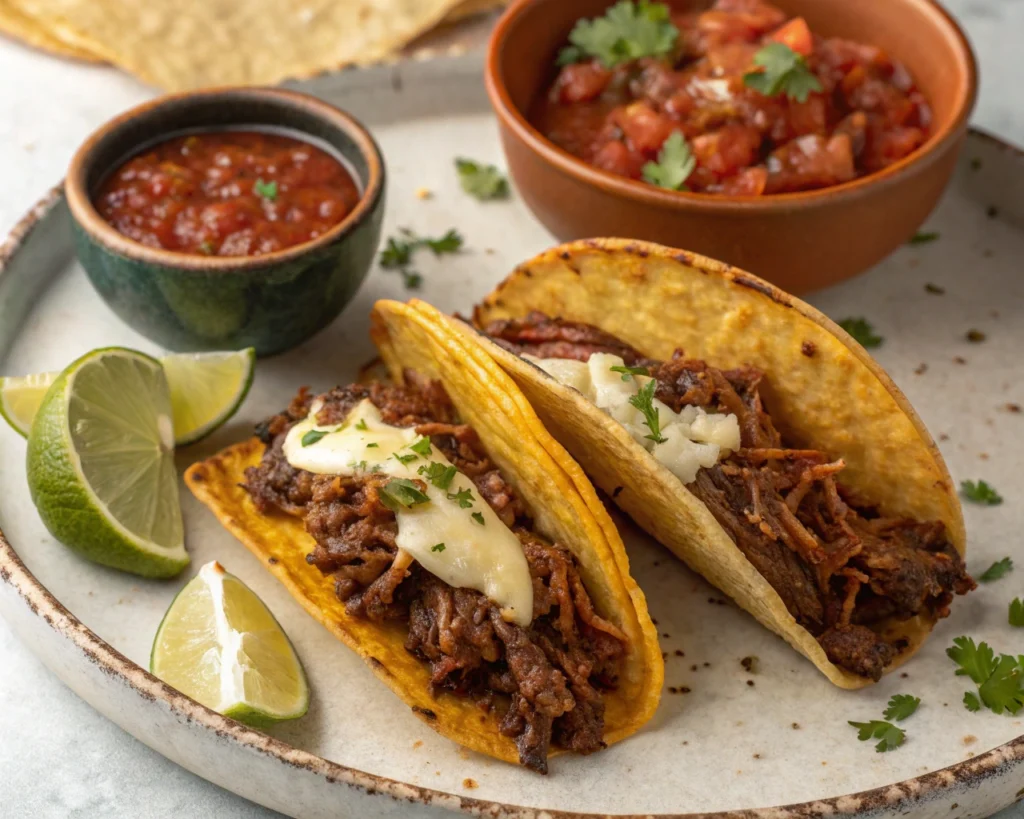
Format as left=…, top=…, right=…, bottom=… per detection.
left=185, top=299, right=661, bottom=772
left=458, top=238, right=974, bottom=689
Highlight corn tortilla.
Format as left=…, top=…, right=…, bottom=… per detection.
left=465, top=238, right=966, bottom=689
left=0, top=0, right=99, bottom=61
left=186, top=297, right=662, bottom=766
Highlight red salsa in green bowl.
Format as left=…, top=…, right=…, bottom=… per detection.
left=95, top=130, right=361, bottom=256
left=534, top=0, right=931, bottom=195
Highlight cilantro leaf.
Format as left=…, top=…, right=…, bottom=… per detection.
left=392, top=451, right=418, bottom=465
left=610, top=364, right=650, bottom=381
left=963, top=691, right=982, bottom=712
left=559, top=1, right=678, bottom=68
left=378, top=229, right=461, bottom=289
left=431, top=543, right=446, bottom=553
left=409, top=436, right=433, bottom=457
left=1010, top=598, right=1024, bottom=628
left=301, top=429, right=330, bottom=447
left=402, top=270, right=422, bottom=289
left=447, top=487, right=474, bottom=508
left=379, top=478, right=430, bottom=511
left=978, top=655, right=1024, bottom=715
left=379, top=236, right=413, bottom=269
left=848, top=720, right=906, bottom=752
left=961, top=480, right=1003, bottom=506
left=909, top=231, right=939, bottom=245
left=948, top=636, right=996, bottom=685
left=253, top=178, right=278, bottom=201
left=642, top=132, right=695, bottom=190
left=743, top=42, right=822, bottom=103
left=418, top=462, right=457, bottom=491
left=979, top=557, right=1013, bottom=582
left=838, top=317, right=883, bottom=349
left=472, top=511, right=485, bottom=525
left=628, top=378, right=667, bottom=443
left=423, top=228, right=463, bottom=255
left=355, top=419, right=368, bottom=431
left=455, top=158, right=509, bottom=200
left=365, top=442, right=379, bottom=448
left=883, top=694, right=921, bottom=722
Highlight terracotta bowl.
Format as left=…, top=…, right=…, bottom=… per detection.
left=485, top=0, right=977, bottom=294
left=66, top=88, right=385, bottom=357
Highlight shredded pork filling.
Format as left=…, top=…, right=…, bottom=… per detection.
left=244, top=379, right=625, bottom=773
left=484, top=312, right=975, bottom=680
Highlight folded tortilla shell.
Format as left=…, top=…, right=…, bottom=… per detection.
left=186, top=295, right=662, bottom=766
left=464, top=238, right=966, bottom=690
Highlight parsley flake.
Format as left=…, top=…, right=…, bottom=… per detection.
left=472, top=511, right=485, bottom=525
left=883, top=694, right=921, bottom=722
left=447, top=487, right=474, bottom=509
left=1009, top=598, right=1024, bottom=628
left=455, top=158, right=509, bottom=200
left=838, top=317, right=883, bottom=349
left=642, top=131, right=695, bottom=190
left=743, top=43, right=822, bottom=103
left=301, top=429, right=330, bottom=447
left=431, top=542, right=446, bottom=553
left=961, top=480, right=1003, bottom=506
left=979, top=557, right=1012, bottom=582
left=628, top=378, right=667, bottom=444
left=610, top=364, right=650, bottom=381
left=558, top=1, right=678, bottom=68
left=848, top=720, right=906, bottom=752
left=409, top=436, right=433, bottom=457
left=379, top=478, right=430, bottom=511
left=947, top=636, right=1024, bottom=715
left=254, top=178, right=278, bottom=201
left=909, top=231, right=939, bottom=245
left=418, top=462, right=457, bottom=491
left=355, top=419, right=368, bottom=431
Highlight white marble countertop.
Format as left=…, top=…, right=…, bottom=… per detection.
left=1, top=2, right=1023, bottom=817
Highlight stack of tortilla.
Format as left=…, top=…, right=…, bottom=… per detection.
left=0, top=0, right=506, bottom=89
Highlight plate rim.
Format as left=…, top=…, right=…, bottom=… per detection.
left=2, top=130, right=1024, bottom=819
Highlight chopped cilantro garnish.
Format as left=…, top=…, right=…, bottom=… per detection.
left=402, top=271, right=423, bottom=289
left=365, top=442, right=379, bottom=448
left=908, top=231, right=939, bottom=245
left=392, top=451, right=418, bottom=465
left=379, top=478, right=430, bottom=511
left=642, top=132, right=695, bottom=191
left=409, top=436, right=433, bottom=457
left=349, top=459, right=368, bottom=472
left=455, top=158, right=509, bottom=200
left=380, top=236, right=413, bottom=269
left=301, top=429, right=330, bottom=447
left=424, top=228, right=464, bottom=255
left=447, top=487, right=474, bottom=508
left=979, top=557, right=1012, bottom=582
left=883, top=694, right=920, bottom=722
left=961, top=480, right=1003, bottom=506
left=472, top=511, right=485, bottom=525
left=557, top=1, right=678, bottom=68
left=610, top=364, right=650, bottom=382
left=431, top=543, right=446, bottom=553
left=355, top=418, right=368, bottom=431
left=947, top=636, right=1024, bottom=715
left=418, top=462, right=457, bottom=491
left=743, top=43, right=822, bottom=103
left=848, top=720, right=906, bottom=752
left=1009, top=598, right=1024, bottom=628
left=628, top=378, right=666, bottom=443
left=253, top=178, right=278, bottom=201
left=378, top=228, right=462, bottom=289
left=838, top=317, right=883, bottom=349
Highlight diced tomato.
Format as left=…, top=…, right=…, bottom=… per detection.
left=711, top=0, right=787, bottom=33
left=591, top=140, right=646, bottom=179
left=784, top=93, right=829, bottom=138
left=817, top=37, right=891, bottom=74
left=613, top=102, right=679, bottom=155
left=718, top=165, right=769, bottom=195
left=863, top=125, right=925, bottom=171
left=555, top=61, right=613, bottom=104
left=691, top=125, right=762, bottom=178
left=764, top=133, right=856, bottom=193
left=768, top=17, right=813, bottom=57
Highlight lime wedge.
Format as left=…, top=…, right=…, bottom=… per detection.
left=2, top=348, right=255, bottom=445
left=0, top=371, right=57, bottom=437
left=151, top=561, right=309, bottom=728
left=26, top=347, right=188, bottom=578
left=160, top=349, right=255, bottom=445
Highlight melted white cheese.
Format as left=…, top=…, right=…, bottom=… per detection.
left=526, top=352, right=741, bottom=484
left=283, top=399, right=533, bottom=626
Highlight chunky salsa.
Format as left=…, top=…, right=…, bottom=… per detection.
left=534, top=0, right=931, bottom=195
left=96, top=131, right=360, bottom=256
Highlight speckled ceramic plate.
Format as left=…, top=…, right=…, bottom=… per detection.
left=1, top=55, right=1023, bottom=819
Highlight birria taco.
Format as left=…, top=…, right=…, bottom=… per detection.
left=455, top=238, right=973, bottom=689
left=185, top=299, right=661, bottom=772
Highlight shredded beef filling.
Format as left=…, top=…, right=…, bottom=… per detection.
left=244, top=379, right=625, bottom=772
left=483, top=312, right=975, bottom=680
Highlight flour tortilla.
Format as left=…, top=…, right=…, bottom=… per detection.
left=6, top=0, right=495, bottom=89
left=185, top=296, right=662, bottom=766
left=465, top=237, right=966, bottom=689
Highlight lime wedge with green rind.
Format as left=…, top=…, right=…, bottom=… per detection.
left=26, top=347, right=188, bottom=578
left=151, top=562, right=309, bottom=728
left=1, top=348, right=255, bottom=445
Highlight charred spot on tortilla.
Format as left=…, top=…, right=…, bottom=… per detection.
left=801, top=341, right=817, bottom=357
left=413, top=706, right=438, bottom=721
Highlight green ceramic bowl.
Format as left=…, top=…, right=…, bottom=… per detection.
left=66, top=88, right=385, bottom=357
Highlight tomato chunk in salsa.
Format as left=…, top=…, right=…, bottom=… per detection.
left=535, top=0, right=930, bottom=195
left=95, top=131, right=361, bottom=256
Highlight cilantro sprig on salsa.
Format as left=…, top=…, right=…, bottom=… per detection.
left=742, top=43, right=822, bottom=103
left=558, top=1, right=678, bottom=68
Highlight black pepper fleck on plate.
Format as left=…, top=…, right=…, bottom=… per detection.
left=966, top=329, right=987, bottom=343
left=953, top=356, right=967, bottom=365
left=746, top=680, right=755, bottom=687
left=674, top=649, right=684, bottom=657
left=914, top=363, right=928, bottom=375
left=740, top=656, right=758, bottom=673
left=1006, top=403, right=1021, bottom=414
left=987, top=205, right=999, bottom=218
left=925, top=282, right=945, bottom=294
